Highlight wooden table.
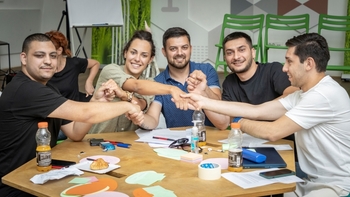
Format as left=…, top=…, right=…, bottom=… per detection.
left=2, top=127, right=296, bottom=197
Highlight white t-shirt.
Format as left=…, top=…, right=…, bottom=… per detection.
left=280, top=75, right=350, bottom=192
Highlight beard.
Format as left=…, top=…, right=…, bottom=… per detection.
left=229, top=57, right=253, bottom=74
left=167, top=54, right=190, bottom=70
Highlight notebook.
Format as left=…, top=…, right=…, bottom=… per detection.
left=242, top=147, right=287, bottom=169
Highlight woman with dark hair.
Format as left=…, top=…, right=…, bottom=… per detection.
left=89, top=30, right=186, bottom=133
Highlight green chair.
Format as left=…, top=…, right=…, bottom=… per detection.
left=214, top=14, right=265, bottom=76
left=318, top=14, right=350, bottom=72
left=263, top=14, right=309, bottom=63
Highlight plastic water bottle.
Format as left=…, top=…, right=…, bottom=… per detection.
left=228, top=122, right=243, bottom=172
left=192, top=110, right=206, bottom=146
left=36, top=122, right=52, bottom=172
left=191, top=121, right=199, bottom=154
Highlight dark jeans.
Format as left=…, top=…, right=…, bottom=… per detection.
left=57, top=130, right=67, bottom=141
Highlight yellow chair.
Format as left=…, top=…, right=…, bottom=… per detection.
left=318, top=14, right=350, bottom=72
left=214, top=14, right=265, bottom=76
left=263, top=14, right=309, bottom=63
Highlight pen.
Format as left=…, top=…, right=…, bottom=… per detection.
left=104, top=140, right=131, bottom=146
left=153, top=136, right=175, bottom=141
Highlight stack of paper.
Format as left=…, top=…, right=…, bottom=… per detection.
left=180, top=152, right=203, bottom=163
left=135, top=128, right=191, bottom=147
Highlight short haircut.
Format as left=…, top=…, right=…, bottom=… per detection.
left=223, top=31, right=253, bottom=52
left=162, top=27, right=191, bottom=48
left=22, top=33, right=52, bottom=53
left=123, top=30, right=156, bottom=58
left=285, top=33, right=330, bottom=72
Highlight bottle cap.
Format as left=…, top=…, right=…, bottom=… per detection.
left=38, top=122, right=48, bottom=128
left=230, top=123, right=240, bottom=128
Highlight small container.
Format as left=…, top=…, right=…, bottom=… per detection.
left=228, top=123, right=243, bottom=172
left=36, top=122, right=52, bottom=172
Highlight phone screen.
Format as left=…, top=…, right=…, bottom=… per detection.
left=259, top=169, right=295, bottom=178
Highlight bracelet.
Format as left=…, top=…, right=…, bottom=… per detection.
left=232, top=117, right=242, bottom=123
left=125, top=91, right=133, bottom=102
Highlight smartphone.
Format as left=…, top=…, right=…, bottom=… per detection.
left=51, top=159, right=76, bottom=169
left=259, top=169, right=295, bottom=179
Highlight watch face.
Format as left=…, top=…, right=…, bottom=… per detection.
left=126, top=91, right=133, bottom=102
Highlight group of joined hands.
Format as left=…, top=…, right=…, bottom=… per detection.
left=93, top=70, right=209, bottom=127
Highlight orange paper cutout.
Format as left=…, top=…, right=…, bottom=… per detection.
left=65, top=178, right=118, bottom=195
left=133, top=188, right=153, bottom=197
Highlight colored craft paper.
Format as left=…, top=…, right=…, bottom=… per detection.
left=153, top=148, right=188, bottom=160
left=62, top=178, right=118, bottom=196
left=69, top=177, right=91, bottom=184
left=69, top=176, right=99, bottom=184
left=80, top=155, right=120, bottom=164
left=125, top=171, right=165, bottom=186
left=201, top=158, right=228, bottom=169
left=133, top=188, right=154, bottom=197
left=84, top=191, right=129, bottom=197
left=143, top=185, right=176, bottom=197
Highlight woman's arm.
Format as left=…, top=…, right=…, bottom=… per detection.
left=85, top=59, right=100, bottom=96
left=122, top=78, right=188, bottom=109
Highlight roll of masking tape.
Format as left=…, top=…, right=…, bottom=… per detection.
left=198, top=162, right=221, bottom=180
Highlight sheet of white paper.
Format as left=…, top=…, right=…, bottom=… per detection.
left=221, top=168, right=304, bottom=189
left=218, top=133, right=293, bottom=151
left=135, top=128, right=188, bottom=145
left=219, top=133, right=268, bottom=146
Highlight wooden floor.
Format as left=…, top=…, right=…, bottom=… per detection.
left=2, top=67, right=350, bottom=96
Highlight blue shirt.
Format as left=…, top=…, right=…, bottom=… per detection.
left=154, top=61, right=220, bottom=127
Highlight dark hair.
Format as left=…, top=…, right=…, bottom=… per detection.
left=45, top=30, right=72, bottom=57
left=162, top=27, right=191, bottom=48
left=22, top=33, right=52, bottom=53
left=223, top=32, right=253, bottom=51
left=285, top=33, right=330, bottom=72
left=123, top=30, right=156, bottom=58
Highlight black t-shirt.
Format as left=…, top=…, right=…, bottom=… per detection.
left=0, top=71, right=68, bottom=195
left=48, top=57, right=88, bottom=101
left=222, top=62, right=291, bottom=104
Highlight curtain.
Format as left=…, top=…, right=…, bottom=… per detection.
left=91, top=0, right=151, bottom=65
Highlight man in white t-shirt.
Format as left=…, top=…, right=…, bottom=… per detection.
left=182, top=33, right=350, bottom=197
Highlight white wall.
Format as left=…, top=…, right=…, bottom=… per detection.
left=150, top=0, right=348, bottom=77
left=0, top=0, right=348, bottom=76
left=0, top=0, right=90, bottom=69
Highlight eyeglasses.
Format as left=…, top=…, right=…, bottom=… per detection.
left=168, top=138, right=202, bottom=153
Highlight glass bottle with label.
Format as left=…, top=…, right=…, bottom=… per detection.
left=36, top=122, right=52, bottom=172
left=228, top=122, right=243, bottom=172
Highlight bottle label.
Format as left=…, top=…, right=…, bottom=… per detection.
left=228, top=149, right=243, bottom=168
left=191, top=136, right=199, bottom=151
left=37, top=151, right=51, bottom=167
left=199, top=130, right=206, bottom=142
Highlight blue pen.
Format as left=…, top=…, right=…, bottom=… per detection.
left=116, top=143, right=130, bottom=148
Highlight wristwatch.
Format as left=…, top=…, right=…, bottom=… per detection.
left=125, top=91, right=133, bottom=102
left=233, top=117, right=242, bottom=123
